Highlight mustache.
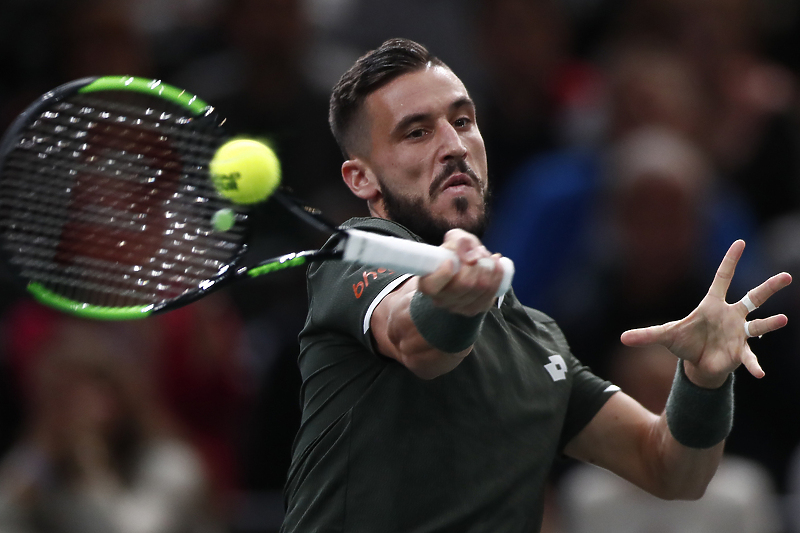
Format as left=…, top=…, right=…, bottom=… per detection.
left=429, top=159, right=481, bottom=199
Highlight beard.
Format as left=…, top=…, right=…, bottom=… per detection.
left=379, top=161, right=491, bottom=245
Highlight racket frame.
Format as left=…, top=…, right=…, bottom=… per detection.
left=0, top=76, right=252, bottom=320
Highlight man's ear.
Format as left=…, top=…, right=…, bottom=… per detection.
left=342, top=159, right=382, bottom=202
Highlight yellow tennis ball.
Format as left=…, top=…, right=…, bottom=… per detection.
left=209, top=139, right=281, bottom=204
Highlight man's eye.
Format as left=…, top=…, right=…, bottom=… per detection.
left=454, top=117, right=471, bottom=128
left=407, top=129, right=426, bottom=139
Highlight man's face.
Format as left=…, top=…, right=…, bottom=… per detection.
left=360, top=65, right=490, bottom=243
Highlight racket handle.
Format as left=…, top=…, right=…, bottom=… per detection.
left=342, top=229, right=514, bottom=297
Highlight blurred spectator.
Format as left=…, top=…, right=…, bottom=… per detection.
left=474, top=0, right=598, bottom=197
left=145, top=298, right=253, bottom=510
left=484, top=43, right=764, bottom=311
left=605, top=44, right=710, bottom=147
left=127, top=0, right=224, bottom=76
left=786, top=437, right=800, bottom=533
left=3, top=298, right=253, bottom=522
left=612, top=0, right=800, bottom=226
left=306, top=0, right=483, bottom=93
left=0, top=314, right=223, bottom=533
left=556, top=126, right=737, bottom=379
left=59, top=0, right=154, bottom=80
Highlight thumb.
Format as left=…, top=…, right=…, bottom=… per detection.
left=620, top=321, right=676, bottom=347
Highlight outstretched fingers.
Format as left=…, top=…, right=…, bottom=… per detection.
left=744, top=314, right=789, bottom=339
left=741, top=314, right=788, bottom=379
left=738, top=272, right=793, bottom=315
left=708, top=240, right=745, bottom=300
left=741, top=345, right=765, bottom=379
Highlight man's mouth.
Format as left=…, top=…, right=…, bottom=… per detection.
left=430, top=161, right=482, bottom=199
left=441, top=173, right=475, bottom=192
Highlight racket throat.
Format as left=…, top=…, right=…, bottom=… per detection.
left=272, top=190, right=339, bottom=234
left=243, top=246, right=344, bottom=279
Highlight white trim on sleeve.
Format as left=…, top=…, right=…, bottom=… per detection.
left=363, top=274, right=414, bottom=334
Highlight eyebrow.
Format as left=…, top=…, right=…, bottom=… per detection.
left=390, top=96, right=475, bottom=138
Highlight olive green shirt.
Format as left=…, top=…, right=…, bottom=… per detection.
left=282, top=217, right=618, bottom=533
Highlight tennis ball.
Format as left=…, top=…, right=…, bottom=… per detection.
left=210, top=139, right=281, bottom=204
left=211, top=208, right=236, bottom=232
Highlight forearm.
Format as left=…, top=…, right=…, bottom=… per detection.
left=649, top=360, right=733, bottom=498
left=647, top=411, right=725, bottom=500
left=379, top=282, right=474, bottom=379
left=566, top=361, right=733, bottom=501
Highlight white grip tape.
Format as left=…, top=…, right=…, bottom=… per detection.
left=497, top=256, right=515, bottom=296
left=342, top=229, right=514, bottom=296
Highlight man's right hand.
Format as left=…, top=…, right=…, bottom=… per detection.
left=371, top=229, right=506, bottom=379
left=416, top=228, right=505, bottom=317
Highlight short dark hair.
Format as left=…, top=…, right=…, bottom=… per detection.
left=329, top=38, right=446, bottom=158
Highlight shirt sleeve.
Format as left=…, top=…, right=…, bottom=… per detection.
left=521, top=305, right=619, bottom=450
left=558, top=352, right=620, bottom=451
left=305, top=217, right=419, bottom=354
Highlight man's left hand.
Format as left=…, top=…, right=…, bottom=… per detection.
left=619, top=240, right=792, bottom=388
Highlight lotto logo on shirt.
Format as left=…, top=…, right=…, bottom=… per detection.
left=544, top=355, right=568, bottom=381
left=353, top=268, right=394, bottom=299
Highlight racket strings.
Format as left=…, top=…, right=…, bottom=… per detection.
left=0, top=90, right=246, bottom=309
left=4, top=146, right=234, bottom=239
left=38, top=98, right=221, bottom=166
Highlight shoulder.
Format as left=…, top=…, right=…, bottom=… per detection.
left=340, top=217, right=422, bottom=241
left=308, top=217, right=418, bottom=286
left=500, top=290, right=560, bottom=330
left=521, top=305, right=557, bottom=325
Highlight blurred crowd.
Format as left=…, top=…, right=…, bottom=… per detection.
left=2, top=0, right=800, bottom=532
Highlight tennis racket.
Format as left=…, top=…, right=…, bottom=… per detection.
left=0, top=76, right=514, bottom=320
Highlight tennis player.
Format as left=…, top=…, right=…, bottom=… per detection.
left=280, top=38, right=791, bottom=532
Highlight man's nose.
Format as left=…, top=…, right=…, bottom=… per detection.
left=438, top=121, right=467, bottom=161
